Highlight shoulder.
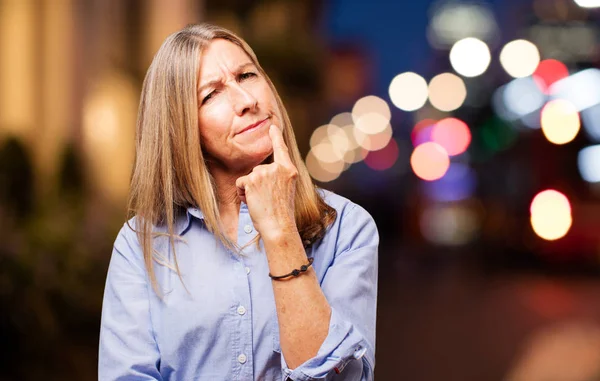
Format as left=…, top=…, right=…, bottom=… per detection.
left=317, top=188, right=379, bottom=252
left=112, top=217, right=143, bottom=256
left=318, top=188, right=374, bottom=225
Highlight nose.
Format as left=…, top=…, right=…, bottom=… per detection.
left=229, top=83, right=258, bottom=116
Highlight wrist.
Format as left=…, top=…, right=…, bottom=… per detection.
left=260, top=224, right=299, bottom=244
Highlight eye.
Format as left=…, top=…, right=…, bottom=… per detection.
left=239, top=72, right=257, bottom=81
left=202, top=90, right=217, bottom=105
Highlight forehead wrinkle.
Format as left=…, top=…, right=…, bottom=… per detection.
left=197, top=61, right=256, bottom=94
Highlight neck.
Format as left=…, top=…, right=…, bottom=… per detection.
left=210, top=166, right=242, bottom=213
left=207, top=154, right=274, bottom=215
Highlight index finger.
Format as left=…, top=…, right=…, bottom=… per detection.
left=269, top=125, right=292, bottom=165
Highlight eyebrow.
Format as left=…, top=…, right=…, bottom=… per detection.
left=197, top=62, right=256, bottom=94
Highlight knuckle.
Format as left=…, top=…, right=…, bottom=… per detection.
left=251, top=167, right=263, bottom=178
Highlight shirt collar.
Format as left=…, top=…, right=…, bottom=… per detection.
left=179, top=204, right=249, bottom=235
left=179, top=207, right=205, bottom=235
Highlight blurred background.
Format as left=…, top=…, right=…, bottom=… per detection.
left=2, top=0, right=600, bottom=380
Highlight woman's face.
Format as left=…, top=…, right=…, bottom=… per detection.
left=197, top=39, right=281, bottom=173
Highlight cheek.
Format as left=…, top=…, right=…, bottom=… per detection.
left=250, top=80, right=279, bottom=114
left=198, top=104, right=232, bottom=139
left=266, top=94, right=283, bottom=121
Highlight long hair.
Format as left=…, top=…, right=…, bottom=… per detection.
left=127, top=23, right=336, bottom=295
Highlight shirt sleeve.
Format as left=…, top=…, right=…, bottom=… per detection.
left=99, top=223, right=163, bottom=381
left=281, top=204, right=378, bottom=381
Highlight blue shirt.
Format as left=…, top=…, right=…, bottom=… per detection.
left=99, top=190, right=378, bottom=380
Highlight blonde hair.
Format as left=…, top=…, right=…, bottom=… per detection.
left=127, top=23, right=336, bottom=295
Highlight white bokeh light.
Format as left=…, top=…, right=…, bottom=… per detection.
left=500, top=39, right=540, bottom=78
left=573, top=0, right=600, bottom=8
left=550, top=68, right=600, bottom=112
left=578, top=145, right=600, bottom=183
left=305, top=150, right=344, bottom=183
left=389, top=72, right=428, bottom=111
left=428, top=3, right=499, bottom=49
left=449, top=37, right=491, bottom=77
left=353, top=123, right=393, bottom=151
left=352, top=95, right=391, bottom=122
left=428, top=73, right=467, bottom=112
left=503, top=77, right=547, bottom=120
left=309, top=124, right=350, bottom=162
left=329, top=112, right=353, bottom=128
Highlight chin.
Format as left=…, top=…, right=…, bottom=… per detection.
left=250, top=149, right=274, bottom=166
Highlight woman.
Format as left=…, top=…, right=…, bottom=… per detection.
left=99, top=23, right=378, bottom=381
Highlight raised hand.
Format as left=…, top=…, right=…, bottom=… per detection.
left=235, top=125, right=299, bottom=241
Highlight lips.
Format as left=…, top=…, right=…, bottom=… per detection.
left=237, top=117, right=269, bottom=135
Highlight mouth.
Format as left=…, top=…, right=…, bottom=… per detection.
left=237, top=117, right=270, bottom=135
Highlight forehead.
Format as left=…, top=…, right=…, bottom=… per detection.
left=198, top=39, right=253, bottom=78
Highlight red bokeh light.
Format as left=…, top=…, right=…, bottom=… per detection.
left=364, top=138, right=399, bottom=171
left=431, top=118, right=471, bottom=156
left=533, top=59, right=569, bottom=94
left=411, top=119, right=436, bottom=146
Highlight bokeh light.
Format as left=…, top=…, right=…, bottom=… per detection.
left=431, top=118, right=471, bottom=156
left=533, top=59, right=569, bottom=94
left=577, top=145, right=600, bottom=183
left=309, top=124, right=351, bottom=162
left=449, top=37, right=491, bottom=77
left=309, top=124, right=330, bottom=148
left=83, top=74, right=137, bottom=201
left=364, top=138, right=399, bottom=171
left=340, top=125, right=366, bottom=164
left=505, top=321, right=600, bottom=381
left=480, top=116, right=518, bottom=153
left=530, top=190, right=572, bottom=241
left=351, top=95, right=391, bottom=135
left=501, top=76, right=547, bottom=122
left=411, top=119, right=437, bottom=146
left=540, top=99, right=580, bottom=145
left=428, top=73, right=467, bottom=112
left=582, top=103, right=600, bottom=141
left=427, top=2, right=499, bottom=49
left=353, top=123, right=393, bottom=151
left=329, top=112, right=353, bottom=128
left=573, top=0, right=600, bottom=8
left=389, top=72, right=428, bottom=111
left=353, top=113, right=390, bottom=136
left=422, top=163, right=476, bottom=202
left=420, top=203, right=480, bottom=246
left=351, top=95, right=391, bottom=121
left=499, top=39, right=540, bottom=78
left=305, top=150, right=344, bottom=183
left=550, top=68, right=600, bottom=112
left=410, top=142, right=450, bottom=181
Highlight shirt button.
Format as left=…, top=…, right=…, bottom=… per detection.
left=243, top=224, right=253, bottom=234
left=237, top=305, right=246, bottom=315
left=238, top=353, right=247, bottom=364
left=245, top=267, right=250, bottom=274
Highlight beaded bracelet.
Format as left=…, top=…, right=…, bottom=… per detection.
left=269, top=257, right=314, bottom=280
